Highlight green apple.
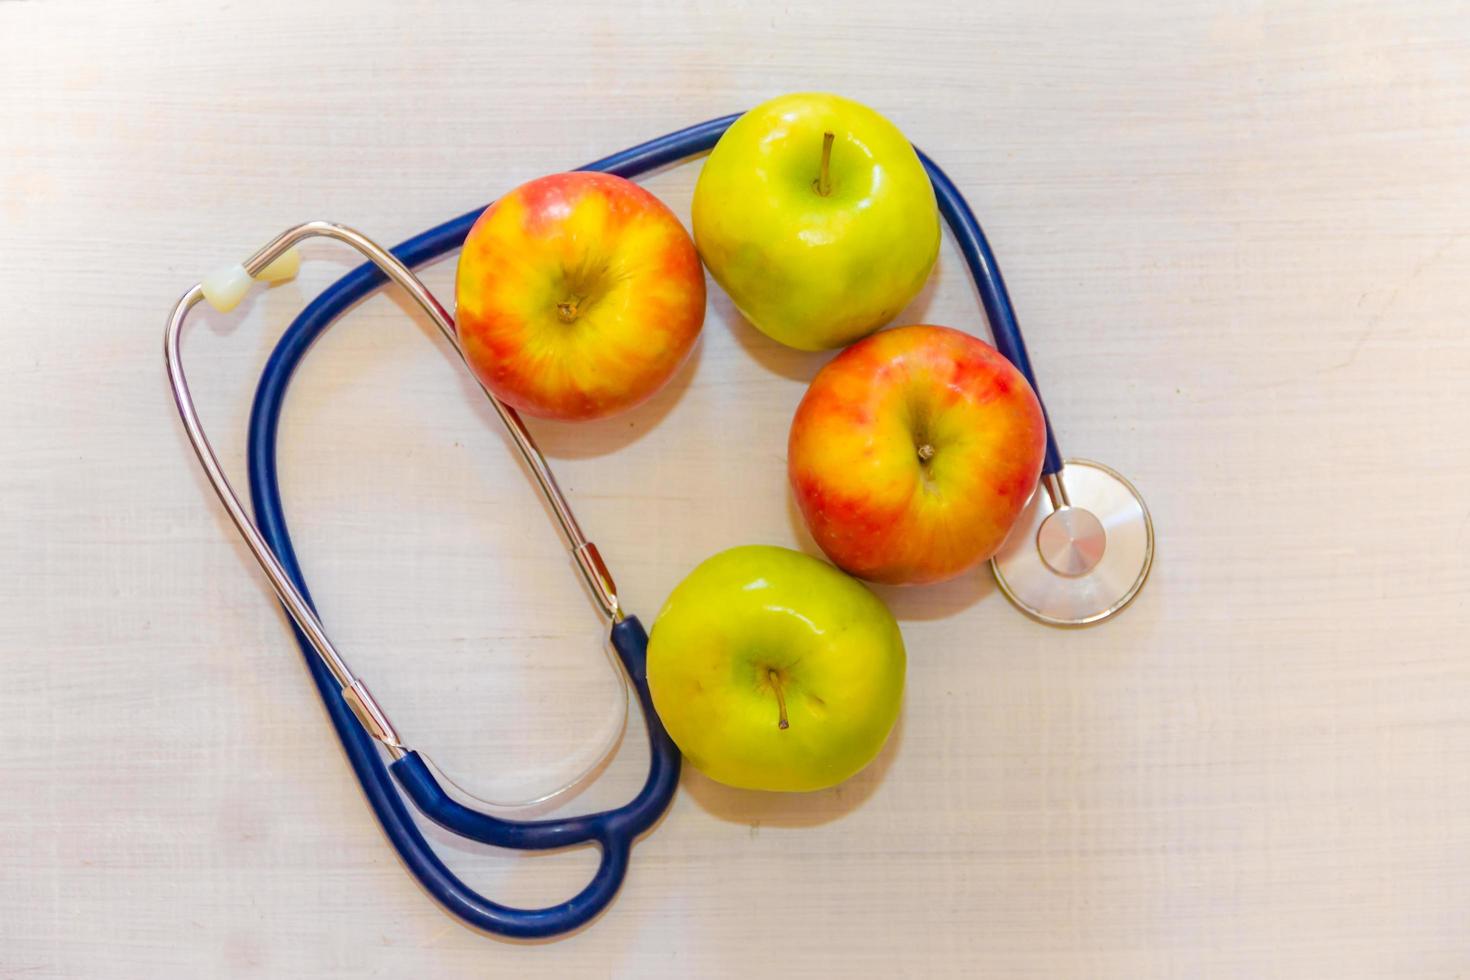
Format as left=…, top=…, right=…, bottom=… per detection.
left=647, top=545, right=905, bottom=792
left=692, top=92, right=940, bottom=351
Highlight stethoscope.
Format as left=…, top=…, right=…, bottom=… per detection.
left=165, top=112, right=1153, bottom=940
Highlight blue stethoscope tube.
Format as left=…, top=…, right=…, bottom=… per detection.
left=246, top=112, right=1062, bottom=939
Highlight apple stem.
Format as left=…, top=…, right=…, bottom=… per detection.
left=768, top=669, right=790, bottom=730
left=917, top=443, right=936, bottom=462
left=816, top=131, right=834, bottom=197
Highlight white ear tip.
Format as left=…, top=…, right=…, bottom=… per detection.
left=257, top=247, right=301, bottom=284
left=202, top=263, right=252, bottom=313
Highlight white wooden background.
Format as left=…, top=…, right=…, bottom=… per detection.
left=3, top=1, right=1469, bottom=976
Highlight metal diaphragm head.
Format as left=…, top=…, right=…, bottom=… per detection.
left=991, top=459, right=1154, bottom=626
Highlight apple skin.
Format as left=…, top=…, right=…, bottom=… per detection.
left=647, top=545, right=905, bottom=793
left=455, top=172, right=705, bottom=421
left=692, top=93, right=940, bottom=351
left=789, top=325, right=1046, bottom=585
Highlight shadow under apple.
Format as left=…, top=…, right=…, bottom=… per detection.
left=680, top=708, right=905, bottom=828
left=710, top=285, right=835, bottom=384
left=869, top=569, right=998, bottom=622
left=784, top=474, right=997, bottom=621
left=890, top=253, right=943, bottom=328
left=521, top=338, right=705, bottom=460
left=377, top=274, right=706, bottom=461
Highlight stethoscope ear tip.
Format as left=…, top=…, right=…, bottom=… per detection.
left=200, top=247, right=303, bottom=313
left=991, top=459, right=1154, bottom=627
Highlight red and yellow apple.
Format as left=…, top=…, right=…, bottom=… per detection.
left=455, top=172, right=705, bottom=421
left=789, top=325, right=1046, bottom=585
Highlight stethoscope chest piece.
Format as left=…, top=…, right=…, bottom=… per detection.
left=991, top=459, right=1154, bottom=626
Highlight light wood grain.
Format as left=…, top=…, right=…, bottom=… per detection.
left=2, top=1, right=1469, bottom=976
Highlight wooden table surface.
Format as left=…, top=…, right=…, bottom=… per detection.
left=3, top=1, right=1468, bottom=976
